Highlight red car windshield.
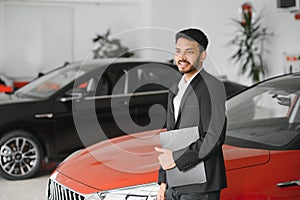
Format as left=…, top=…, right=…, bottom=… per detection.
left=226, top=83, right=300, bottom=150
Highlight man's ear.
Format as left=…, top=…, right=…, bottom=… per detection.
left=200, top=51, right=207, bottom=62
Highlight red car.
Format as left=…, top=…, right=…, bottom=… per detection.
left=0, top=84, right=13, bottom=93
left=0, top=75, right=14, bottom=93
left=46, top=73, right=300, bottom=200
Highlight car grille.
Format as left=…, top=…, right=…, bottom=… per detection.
left=47, top=179, right=85, bottom=200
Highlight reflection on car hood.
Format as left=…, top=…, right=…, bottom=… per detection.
left=57, top=130, right=270, bottom=191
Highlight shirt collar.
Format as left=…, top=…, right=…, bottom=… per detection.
left=178, top=67, right=203, bottom=89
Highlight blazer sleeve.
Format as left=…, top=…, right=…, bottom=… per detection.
left=173, top=78, right=226, bottom=172
left=158, top=166, right=166, bottom=185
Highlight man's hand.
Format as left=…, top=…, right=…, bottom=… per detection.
left=157, top=183, right=166, bottom=200
left=155, top=147, right=176, bottom=170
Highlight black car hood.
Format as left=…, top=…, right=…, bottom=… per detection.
left=0, top=93, right=37, bottom=105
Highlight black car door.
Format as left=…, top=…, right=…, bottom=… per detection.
left=125, top=62, right=181, bottom=132
left=86, top=63, right=133, bottom=141
left=53, top=63, right=138, bottom=153
left=51, top=76, right=97, bottom=158
left=51, top=62, right=180, bottom=159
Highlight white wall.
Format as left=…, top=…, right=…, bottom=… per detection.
left=0, top=0, right=150, bottom=80
left=0, top=0, right=299, bottom=84
left=0, top=3, right=4, bottom=78
left=188, top=0, right=300, bottom=84
left=146, top=0, right=300, bottom=84
left=2, top=3, right=73, bottom=80
left=72, top=1, right=152, bottom=60
left=145, top=0, right=192, bottom=61
left=262, top=0, right=300, bottom=75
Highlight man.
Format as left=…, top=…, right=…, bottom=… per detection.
left=155, top=28, right=227, bottom=200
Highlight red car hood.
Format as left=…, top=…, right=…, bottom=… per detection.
left=57, top=130, right=270, bottom=191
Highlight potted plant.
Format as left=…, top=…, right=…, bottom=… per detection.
left=228, top=4, right=272, bottom=83
left=92, top=29, right=134, bottom=59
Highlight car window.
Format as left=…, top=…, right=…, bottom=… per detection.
left=226, top=86, right=300, bottom=150
left=91, top=63, right=180, bottom=97
left=15, top=66, right=88, bottom=98
left=64, top=63, right=176, bottom=99
left=127, top=63, right=181, bottom=93
left=69, top=65, right=129, bottom=98
left=95, top=74, right=111, bottom=96
left=106, top=68, right=128, bottom=95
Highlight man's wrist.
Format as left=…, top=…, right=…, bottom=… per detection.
left=160, top=183, right=166, bottom=190
left=167, top=161, right=176, bottom=169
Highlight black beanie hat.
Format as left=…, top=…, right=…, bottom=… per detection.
left=175, top=28, right=209, bottom=50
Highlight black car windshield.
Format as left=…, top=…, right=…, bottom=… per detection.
left=15, top=65, right=88, bottom=98
left=225, top=81, right=300, bottom=150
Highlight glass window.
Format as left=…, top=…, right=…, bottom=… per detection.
left=105, top=68, right=127, bottom=95
left=226, top=85, right=300, bottom=150
left=89, top=66, right=128, bottom=97
left=127, top=63, right=180, bottom=93
left=95, top=74, right=111, bottom=96
left=15, top=66, right=88, bottom=98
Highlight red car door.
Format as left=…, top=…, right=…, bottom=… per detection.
left=223, top=85, right=300, bottom=199
left=268, top=150, right=300, bottom=200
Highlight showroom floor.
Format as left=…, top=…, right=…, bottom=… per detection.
left=0, top=163, right=56, bottom=200
left=0, top=174, right=49, bottom=200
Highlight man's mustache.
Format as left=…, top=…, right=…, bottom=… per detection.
left=178, top=60, right=190, bottom=64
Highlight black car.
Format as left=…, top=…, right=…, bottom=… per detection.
left=0, top=58, right=245, bottom=180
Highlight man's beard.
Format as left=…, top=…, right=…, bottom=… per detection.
left=179, top=64, right=197, bottom=74
left=178, top=57, right=201, bottom=74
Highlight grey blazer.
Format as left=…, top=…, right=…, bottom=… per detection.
left=158, top=69, right=227, bottom=193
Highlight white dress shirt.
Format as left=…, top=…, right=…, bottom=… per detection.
left=173, top=68, right=202, bottom=122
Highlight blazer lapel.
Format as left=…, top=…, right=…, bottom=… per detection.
left=167, top=84, right=178, bottom=130
left=175, top=71, right=203, bottom=127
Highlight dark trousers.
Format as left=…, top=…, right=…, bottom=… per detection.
left=166, top=187, right=220, bottom=200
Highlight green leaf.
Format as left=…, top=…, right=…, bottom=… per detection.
left=227, top=9, right=271, bottom=82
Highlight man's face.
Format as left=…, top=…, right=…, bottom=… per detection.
left=175, top=38, right=205, bottom=74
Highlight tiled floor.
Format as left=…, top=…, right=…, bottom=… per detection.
left=0, top=163, right=57, bottom=200
left=0, top=174, right=50, bottom=200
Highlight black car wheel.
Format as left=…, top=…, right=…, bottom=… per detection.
left=0, top=130, right=43, bottom=180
